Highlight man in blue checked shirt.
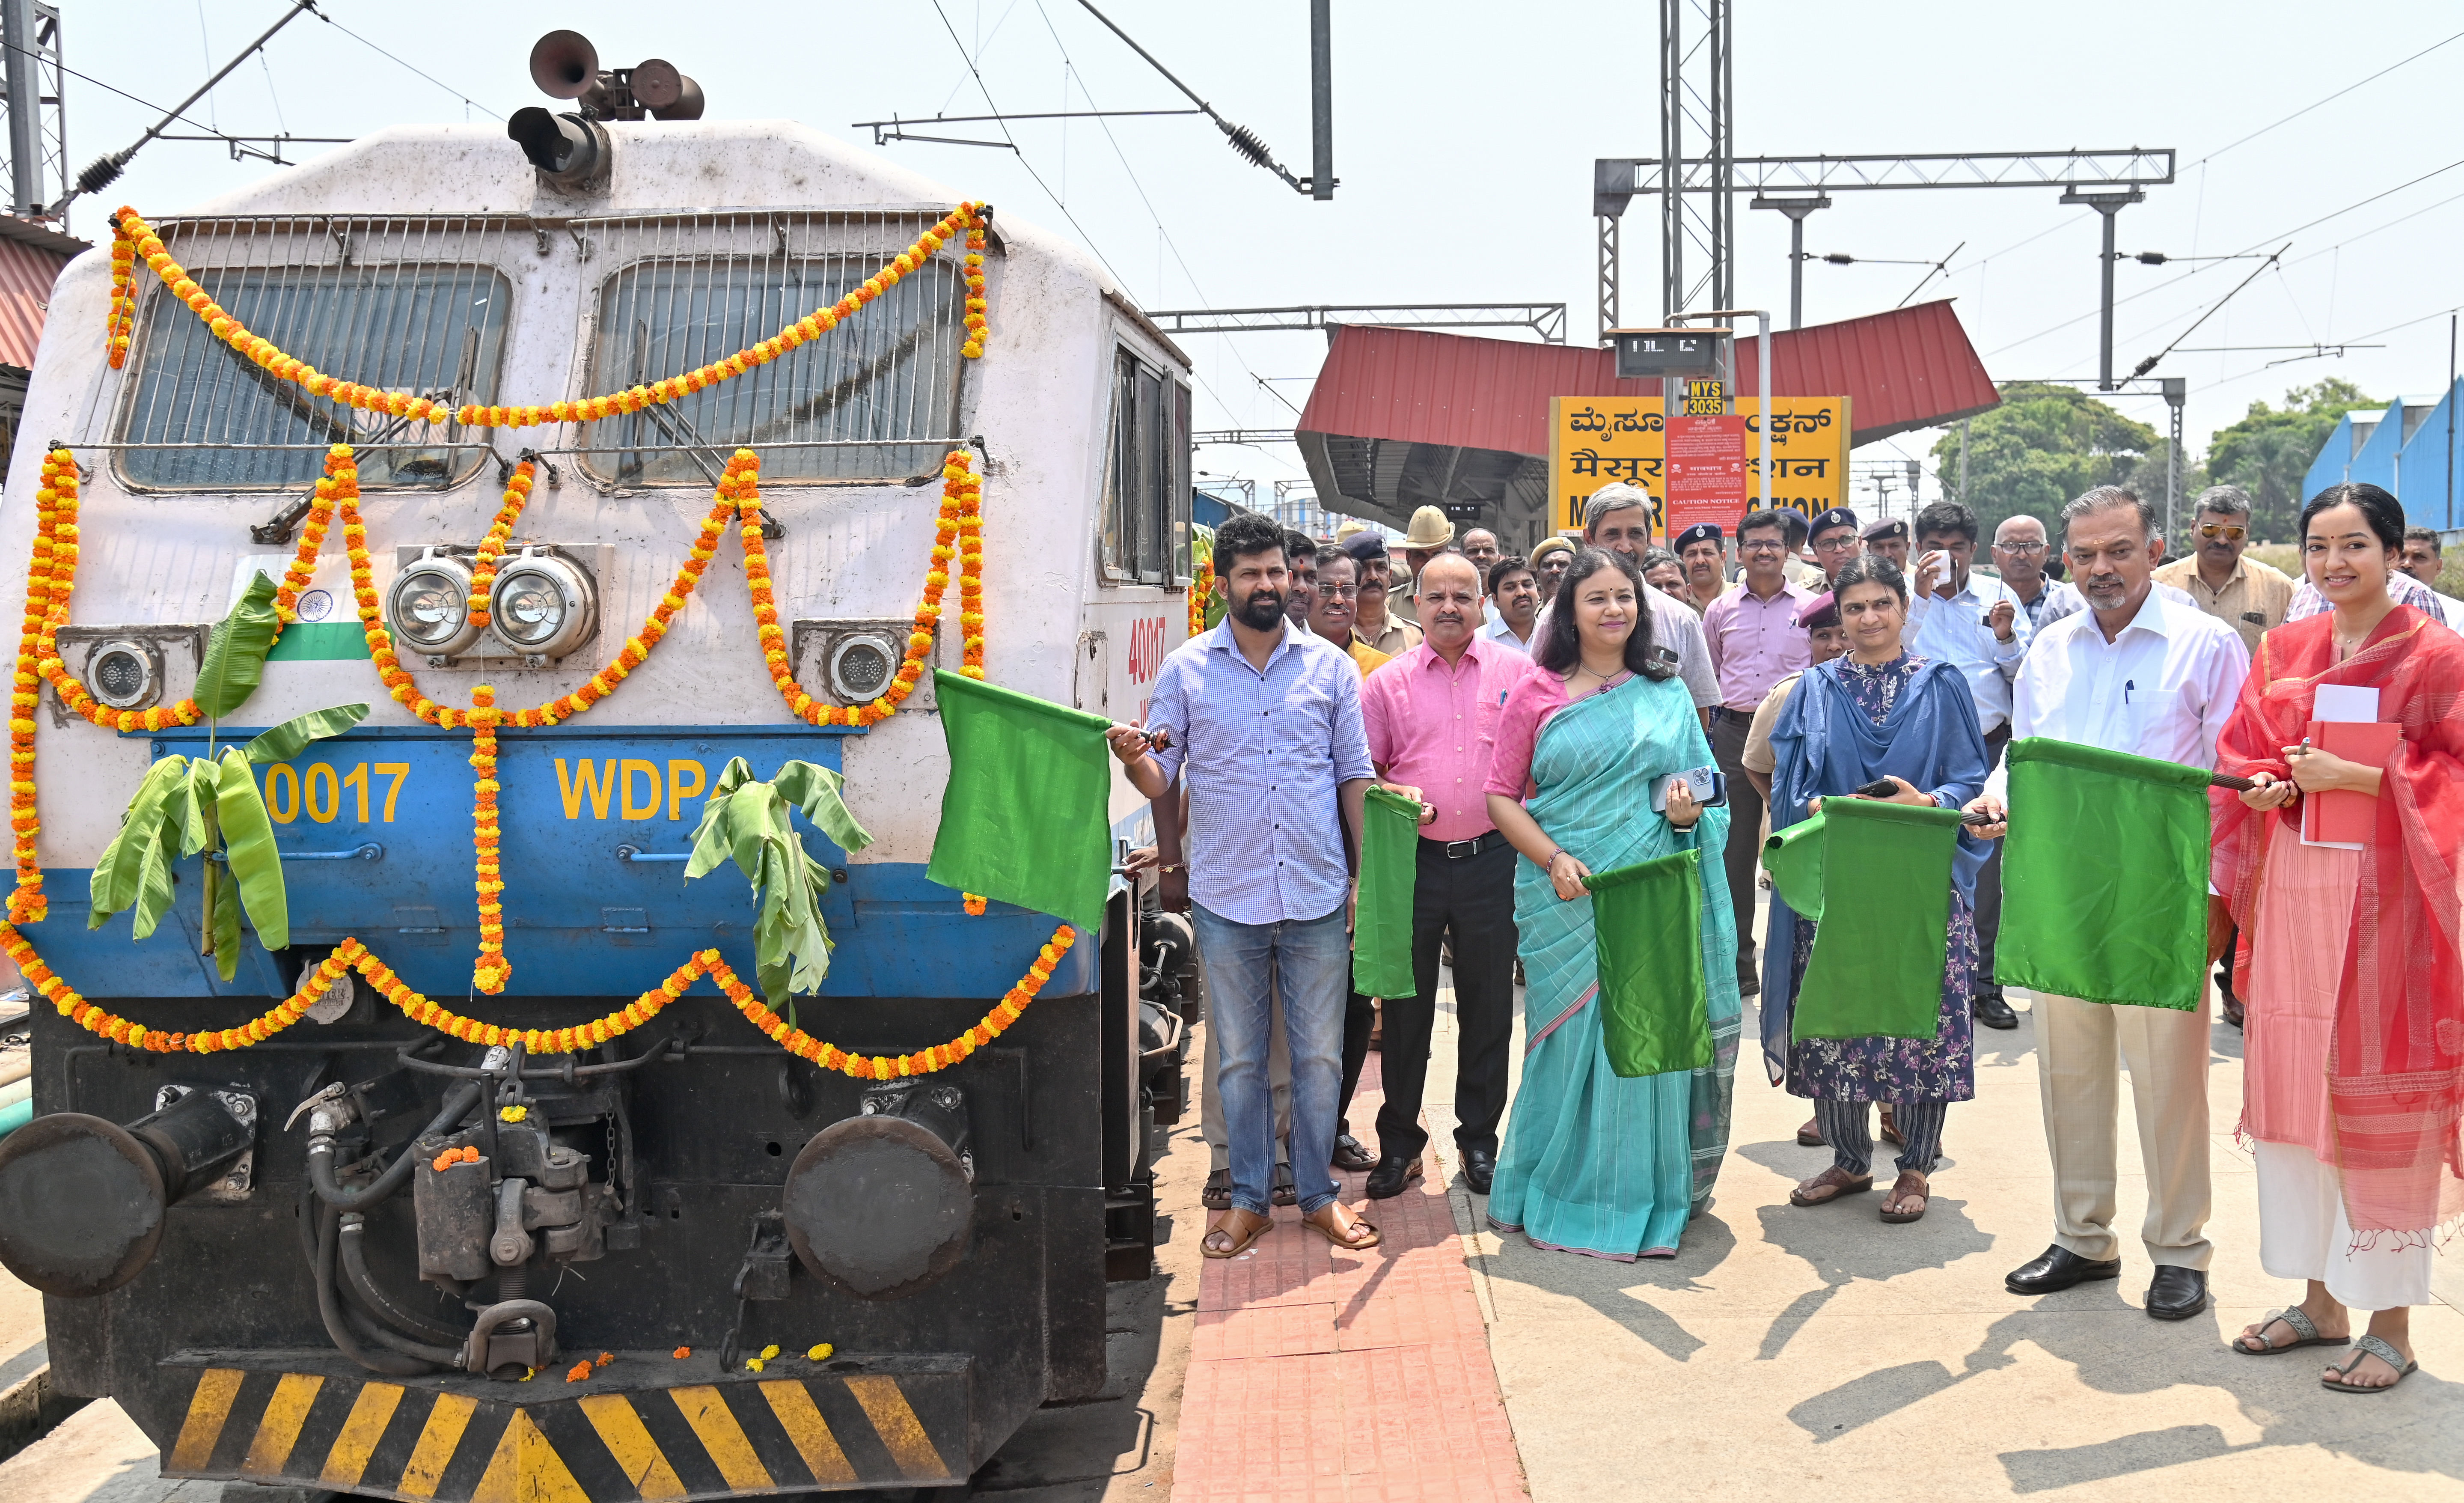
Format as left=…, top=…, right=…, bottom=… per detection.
left=1106, top=512, right=1381, bottom=1260
left=1904, top=500, right=2030, bottom=1031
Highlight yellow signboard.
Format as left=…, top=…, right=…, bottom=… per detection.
left=1549, top=395, right=1852, bottom=537
left=1682, top=379, right=1726, bottom=416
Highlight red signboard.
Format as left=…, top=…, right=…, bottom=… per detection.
left=1662, top=414, right=1747, bottom=537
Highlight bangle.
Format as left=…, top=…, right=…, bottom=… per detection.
left=1544, top=848, right=1566, bottom=867
left=1157, top=863, right=1185, bottom=874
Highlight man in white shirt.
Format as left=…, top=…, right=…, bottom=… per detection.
left=1479, top=554, right=1540, bottom=652
left=1968, top=485, right=2248, bottom=1323
left=1906, top=500, right=2030, bottom=1030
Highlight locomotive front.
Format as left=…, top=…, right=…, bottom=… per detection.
left=0, top=98, right=1193, bottom=1501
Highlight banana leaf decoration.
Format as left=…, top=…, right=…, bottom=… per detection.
left=685, top=757, right=874, bottom=1006
left=89, top=704, right=368, bottom=980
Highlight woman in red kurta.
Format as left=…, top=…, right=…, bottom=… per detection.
left=2210, top=483, right=2464, bottom=1394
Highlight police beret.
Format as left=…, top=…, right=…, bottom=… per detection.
left=1673, top=523, right=1723, bottom=551
left=1809, top=507, right=1860, bottom=538
left=1340, top=532, right=1390, bottom=563
left=1795, top=591, right=1839, bottom=628
left=1861, top=517, right=1909, bottom=542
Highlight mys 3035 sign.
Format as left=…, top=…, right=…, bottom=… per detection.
left=1548, top=395, right=1852, bottom=537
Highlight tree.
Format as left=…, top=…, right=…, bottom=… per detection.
left=2205, top=379, right=2378, bottom=542
left=1932, top=383, right=2157, bottom=537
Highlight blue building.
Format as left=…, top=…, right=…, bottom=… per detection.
left=2303, top=385, right=2461, bottom=534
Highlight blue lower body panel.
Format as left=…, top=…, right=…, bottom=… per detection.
left=22, top=725, right=1093, bottom=1002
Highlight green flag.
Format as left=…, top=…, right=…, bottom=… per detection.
left=1352, top=786, right=1420, bottom=998
left=1763, top=797, right=1968, bottom=1042
left=926, top=670, right=1114, bottom=936
left=1586, top=850, right=1710, bottom=1077
left=1996, top=737, right=2211, bottom=1010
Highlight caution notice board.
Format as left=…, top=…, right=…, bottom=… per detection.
left=1664, top=415, right=1747, bottom=536
left=1549, top=395, right=1852, bottom=538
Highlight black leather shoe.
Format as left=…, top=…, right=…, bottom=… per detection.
left=1332, top=1132, right=1377, bottom=1172
left=1364, top=1154, right=1424, bottom=1199
left=1461, top=1146, right=1495, bottom=1195
left=2145, top=1265, right=2209, bottom=1320
left=1973, top=988, right=2019, bottom=1030
left=2005, top=1243, right=2122, bottom=1295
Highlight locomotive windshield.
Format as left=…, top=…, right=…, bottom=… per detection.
left=117, top=263, right=511, bottom=491
left=582, top=252, right=968, bottom=486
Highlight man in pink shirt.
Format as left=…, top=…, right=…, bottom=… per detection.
left=1700, top=507, right=1813, bottom=999
left=1359, top=551, right=1532, bottom=1198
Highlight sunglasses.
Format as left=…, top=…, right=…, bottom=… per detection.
left=2196, top=522, right=2248, bottom=542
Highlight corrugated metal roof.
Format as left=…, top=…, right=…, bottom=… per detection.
left=1295, top=299, right=2000, bottom=458
left=0, top=235, right=73, bottom=371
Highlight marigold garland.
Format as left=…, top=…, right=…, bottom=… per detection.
left=468, top=685, right=509, bottom=994
left=464, top=462, right=534, bottom=629
left=0, top=920, right=1075, bottom=1077
left=107, top=202, right=991, bottom=429
left=33, top=447, right=340, bottom=734
left=106, top=223, right=138, bottom=370
left=744, top=448, right=985, bottom=729
left=6, top=451, right=79, bottom=922
left=1187, top=557, right=1213, bottom=638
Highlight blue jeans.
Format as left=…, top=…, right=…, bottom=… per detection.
left=1190, top=899, right=1349, bottom=1217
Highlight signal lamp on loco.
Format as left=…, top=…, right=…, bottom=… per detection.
left=386, top=551, right=485, bottom=661
left=488, top=551, right=596, bottom=661
left=829, top=633, right=900, bottom=703
left=85, top=639, right=160, bottom=710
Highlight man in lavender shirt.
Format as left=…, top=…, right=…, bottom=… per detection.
left=1358, top=551, right=1531, bottom=1199
left=1700, top=507, right=1813, bottom=998
left=1108, top=513, right=1379, bottom=1257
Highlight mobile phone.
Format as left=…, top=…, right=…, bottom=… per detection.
left=1855, top=777, right=1899, bottom=798
left=1652, top=767, right=1727, bottom=812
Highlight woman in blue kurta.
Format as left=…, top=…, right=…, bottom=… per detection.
left=1763, top=556, right=1990, bottom=1224
left=1483, top=548, right=1741, bottom=1260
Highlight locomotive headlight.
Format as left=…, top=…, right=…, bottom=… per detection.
left=384, top=552, right=484, bottom=659
left=487, top=553, right=595, bottom=661
left=85, top=640, right=160, bottom=710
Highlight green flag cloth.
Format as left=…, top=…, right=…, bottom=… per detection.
left=1764, top=798, right=1969, bottom=1042
left=1996, top=737, right=2212, bottom=1010
left=1586, top=851, right=1710, bottom=1077
left=926, top=670, right=1115, bottom=936
left=1352, top=786, right=1420, bottom=998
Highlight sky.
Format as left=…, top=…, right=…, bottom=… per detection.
left=54, top=0, right=2464, bottom=508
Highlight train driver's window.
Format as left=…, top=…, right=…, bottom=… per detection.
left=1097, top=348, right=1192, bottom=587
left=117, top=263, right=512, bottom=491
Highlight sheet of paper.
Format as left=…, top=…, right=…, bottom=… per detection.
left=2312, top=684, right=2379, bottom=723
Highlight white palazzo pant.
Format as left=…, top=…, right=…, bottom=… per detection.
left=2253, top=1140, right=2434, bottom=1311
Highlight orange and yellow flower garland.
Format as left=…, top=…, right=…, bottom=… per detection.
left=32, top=448, right=341, bottom=734
left=105, top=224, right=137, bottom=370
left=464, top=462, right=534, bottom=630
left=743, top=448, right=985, bottom=728
left=0, top=920, right=1076, bottom=1076
left=468, top=685, right=508, bottom=994
left=107, top=203, right=992, bottom=429
left=1187, top=557, right=1213, bottom=638
left=7, top=450, right=79, bottom=922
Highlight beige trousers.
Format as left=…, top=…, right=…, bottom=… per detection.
left=1202, top=982, right=1290, bottom=1172
left=2034, top=991, right=2214, bottom=1270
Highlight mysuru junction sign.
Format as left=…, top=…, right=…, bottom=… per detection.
left=1549, top=395, right=1852, bottom=536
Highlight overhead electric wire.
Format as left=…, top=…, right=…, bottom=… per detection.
left=1068, top=0, right=1309, bottom=193
left=2189, top=28, right=2464, bottom=168
left=2126, top=244, right=2288, bottom=378
left=306, top=7, right=501, bottom=121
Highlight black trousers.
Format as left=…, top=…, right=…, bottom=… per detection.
left=1376, top=836, right=1518, bottom=1161
left=1974, top=723, right=2010, bottom=993
left=1339, top=987, right=1376, bottom=1136
left=1708, top=706, right=1763, bottom=982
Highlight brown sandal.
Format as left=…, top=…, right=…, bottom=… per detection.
left=1879, top=1170, right=1929, bottom=1223
left=1201, top=1207, right=1271, bottom=1259
left=1789, top=1167, right=1874, bottom=1206
left=1305, top=1202, right=1381, bottom=1250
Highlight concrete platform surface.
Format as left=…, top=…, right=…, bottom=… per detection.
left=1421, top=966, right=2464, bottom=1503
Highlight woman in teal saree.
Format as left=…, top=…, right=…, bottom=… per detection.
left=1483, top=548, right=1742, bottom=1259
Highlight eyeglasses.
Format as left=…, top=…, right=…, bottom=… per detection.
left=1319, top=584, right=1360, bottom=599
left=2197, top=522, right=2248, bottom=542
left=1741, top=539, right=1789, bottom=554
left=1813, top=535, right=1859, bottom=552
left=1997, top=541, right=2048, bottom=556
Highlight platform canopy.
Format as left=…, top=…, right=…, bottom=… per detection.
left=1294, top=299, right=1999, bottom=542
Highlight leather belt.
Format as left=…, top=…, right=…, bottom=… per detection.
left=1423, top=831, right=1503, bottom=860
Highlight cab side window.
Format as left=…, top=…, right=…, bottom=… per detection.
left=1098, top=348, right=1190, bottom=586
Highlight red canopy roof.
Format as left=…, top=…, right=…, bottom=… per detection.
left=1296, top=298, right=1999, bottom=459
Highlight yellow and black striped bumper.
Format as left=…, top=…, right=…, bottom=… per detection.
left=157, top=1350, right=969, bottom=1500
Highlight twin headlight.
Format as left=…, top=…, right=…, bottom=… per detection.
left=385, top=547, right=597, bottom=663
